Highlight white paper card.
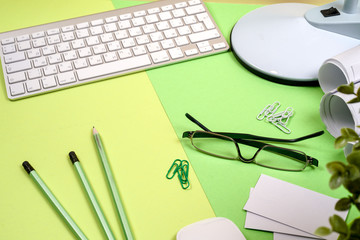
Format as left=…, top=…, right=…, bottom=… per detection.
left=273, top=232, right=320, bottom=240
left=245, top=188, right=319, bottom=238
left=243, top=174, right=348, bottom=240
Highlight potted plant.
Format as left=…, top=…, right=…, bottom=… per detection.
left=315, top=82, right=360, bottom=240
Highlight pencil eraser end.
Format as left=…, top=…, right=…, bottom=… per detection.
left=69, top=151, right=79, bottom=164
left=22, top=161, right=34, bottom=174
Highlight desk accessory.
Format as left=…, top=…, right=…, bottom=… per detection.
left=176, top=217, right=246, bottom=240
left=22, top=161, right=89, bottom=240
left=257, top=102, right=294, bottom=134
left=69, top=151, right=116, bottom=240
left=231, top=1, right=360, bottom=85
left=183, top=113, right=322, bottom=171
left=93, top=127, right=134, bottom=240
left=0, top=0, right=229, bottom=100
left=166, top=159, right=190, bottom=189
left=317, top=46, right=360, bottom=138
left=243, top=174, right=349, bottom=240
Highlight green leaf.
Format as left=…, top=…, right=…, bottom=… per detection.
left=350, top=219, right=360, bottom=233
left=352, top=142, right=360, bottom=151
left=330, top=173, right=344, bottom=189
left=327, top=162, right=346, bottom=174
left=357, top=85, right=360, bottom=96
left=315, top=226, right=332, bottom=236
left=345, top=165, right=360, bottom=180
left=347, top=152, right=360, bottom=169
left=348, top=97, right=360, bottom=104
left=330, top=215, right=348, bottom=235
left=338, top=83, right=355, bottom=94
left=336, top=136, right=349, bottom=149
left=341, top=128, right=359, bottom=142
left=335, top=198, right=352, bottom=211
left=345, top=178, right=360, bottom=194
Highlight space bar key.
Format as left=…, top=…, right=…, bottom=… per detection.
left=77, top=55, right=152, bottom=81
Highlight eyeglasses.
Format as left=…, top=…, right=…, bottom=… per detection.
left=182, top=113, right=324, bottom=172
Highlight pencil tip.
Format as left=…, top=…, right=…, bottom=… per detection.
left=93, top=127, right=98, bottom=134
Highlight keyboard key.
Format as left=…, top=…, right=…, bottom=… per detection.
left=26, top=79, right=41, bottom=92
left=213, top=42, right=226, bottom=50
left=32, top=31, right=45, bottom=38
left=133, top=45, right=147, bottom=56
left=175, top=2, right=187, bottom=8
left=59, top=62, right=73, bottom=72
left=104, top=52, right=118, bottom=62
left=185, top=4, right=205, bottom=15
left=145, top=15, right=159, bottom=24
left=4, top=52, right=26, bottom=64
left=148, top=8, right=160, bottom=14
left=134, top=10, right=146, bottom=17
left=16, top=34, right=30, bottom=42
left=151, top=50, right=170, bottom=63
left=2, top=44, right=16, bottom=54
left=43, top=65, right=58, bottom=76
left=91, top=19, right=104, bottom=26
left=118, top=49, right=132, bottom=59
left=47, top=28, right=60, bottom=35
left=76, top=22, right=90, bottom=29
left=6, top=60, right=32, bottom=73
left=8, top=72, right=26, bottom=83
left=33, top=57, right=47, bottom=68
left=10, top=82, right=25, bottom=96
left=42, top=76, right=57, bottom=88
left=175, top=36, right=189, bottom=46
left=105, top=16, right=118, bottom=23
left=188, top=0, right=201, bottom=5
left=74, top=59, right=88, bottom=69
left=27, top=49, right=41, bottom=59
left=58, top=72, right=76, bottom=85
left=119, top=13, right=132, bottom=20
left=161, top=5, right=174, bottom=11
left=18, top=41, right=32, bottom=51
left=62, top=25, right=75, bottom=32
left=77, top=55, right=151, bottom=80
left=185, top=48, right=198, bottom=56
left=16, top=40, right=30, bottom=51
left=48, top=54, right=62, bottom=64
left=1, top=37, right=15, bottom=45
left=28, top=69, right=42, bottom=79
left=188, top=29, right=220, bottom=43
left=169, top=47, right=184, bottom=59
left=89, top=55, right=103, bottom=65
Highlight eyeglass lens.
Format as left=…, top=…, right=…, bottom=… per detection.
left=191, top=131, right=307, bottom=171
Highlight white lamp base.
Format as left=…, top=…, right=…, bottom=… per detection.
left=231, top=3, right=360, bottom=85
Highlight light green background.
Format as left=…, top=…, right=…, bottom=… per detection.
left=1, top=0, right=358, bottom=239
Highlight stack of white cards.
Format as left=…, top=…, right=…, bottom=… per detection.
left=243, top=175, right=349, bottom=240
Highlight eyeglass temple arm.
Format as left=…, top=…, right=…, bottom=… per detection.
left=185, top=113, right=324, bottom=143
left=235, top=138, right=319, bottom=167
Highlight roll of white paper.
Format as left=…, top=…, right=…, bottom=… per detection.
left=318, top=45, right=360, bottom=93
left=319, top=82, right=360, bottom=137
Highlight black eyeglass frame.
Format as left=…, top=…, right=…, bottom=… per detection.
left=182, top=113, right=323, bottom=170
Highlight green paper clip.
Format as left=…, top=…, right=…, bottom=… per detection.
left=166, top=159, right=190, bottom=189
left=166, top=159, right=181, bottom=179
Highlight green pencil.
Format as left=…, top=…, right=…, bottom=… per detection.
left=92, top=127, right=134, bottom=240
left=22, top=161, right=88, bottom=240
left=69, top=151, right=116, bottom=240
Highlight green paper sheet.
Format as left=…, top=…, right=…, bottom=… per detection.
left=0, top=0, right=215, bottom=239
left=110, top=1, right=354, bottom=239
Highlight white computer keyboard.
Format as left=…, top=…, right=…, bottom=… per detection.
left=0, top=0, right=229, bottom=100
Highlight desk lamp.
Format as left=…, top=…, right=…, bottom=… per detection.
left=231, top=0, right=360, bottom=85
